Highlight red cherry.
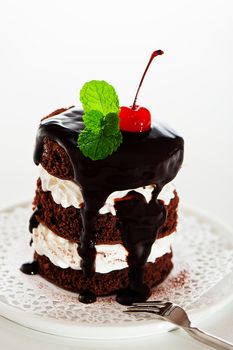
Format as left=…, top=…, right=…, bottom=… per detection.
left=119, top=50, right=164, bottom=133
left=119, top=106, right=151, bottom=132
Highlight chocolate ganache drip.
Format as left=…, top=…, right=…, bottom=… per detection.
left=33, top=108, right=184, bottom=304
left=20, top=209, right=40, bottom=275
left=29, top=208, right=39, bottom=233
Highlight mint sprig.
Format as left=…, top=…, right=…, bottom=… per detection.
left=77, top=81, right=122, bottom=160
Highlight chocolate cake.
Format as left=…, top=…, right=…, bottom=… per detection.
left=21, top=51, right=184, bottom=305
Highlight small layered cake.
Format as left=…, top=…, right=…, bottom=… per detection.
left=33, top=159, right=179, bottom=294
left=21, top=51, right=184, bottom=305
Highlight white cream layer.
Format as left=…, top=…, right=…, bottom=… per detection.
left=39, top=165, right=175, bottom=215
left=32, top=223, right=175, bottom=273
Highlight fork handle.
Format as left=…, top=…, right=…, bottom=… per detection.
left=184, top=326, right=233, bottom=350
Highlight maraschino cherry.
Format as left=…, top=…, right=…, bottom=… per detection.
left=119, top=50, right=164, bottom=132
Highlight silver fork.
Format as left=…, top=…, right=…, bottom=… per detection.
left=126, top=301, right=233, bottom=350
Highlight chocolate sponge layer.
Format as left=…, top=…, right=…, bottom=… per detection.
left=34, top=251, right=173, bottom=296
left=40, top=138, right=74, bottom=180
left=33, top=179, right=179, bottom=244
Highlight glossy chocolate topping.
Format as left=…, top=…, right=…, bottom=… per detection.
left=29, top=209, right=39, bottom=233
left=31, top=107, right=184, bottom=304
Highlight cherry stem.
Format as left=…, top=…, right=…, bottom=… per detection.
left=132, top=50, right=164, bottom=110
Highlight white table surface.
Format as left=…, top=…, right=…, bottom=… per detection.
left=0, top=0, right=232, bottom=348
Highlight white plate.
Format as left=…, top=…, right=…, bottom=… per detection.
left=0, top=203, right=232, bottom=340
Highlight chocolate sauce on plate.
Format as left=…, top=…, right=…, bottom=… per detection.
left=20, top=261, right=39, bottom=275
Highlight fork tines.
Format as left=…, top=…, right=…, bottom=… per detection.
left=124, top=306, right=161, bottom=314
left=132, top=300, right=170, bottom=307
left=125, top=300, right=173, bottom=315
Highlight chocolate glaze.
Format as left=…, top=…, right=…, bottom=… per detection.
left=27, top=209, right=39, bottom=249
left=29, top=208, right=39, bottom=233
left=32, top=107, right=184, bottom=304
left=115, top=190, right=166, bottom=305
left=78, top=290, right=97, bottom=304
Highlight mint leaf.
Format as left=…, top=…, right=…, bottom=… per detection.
left=83, top=110, right=103, bottom=132
left=83, top=111, right=120, bottom=134
left=78, top=112, right=122, bottom=160
left=78, top=128, right=122, bottom=160
left=80, top=80, right=119, bottom=115
left=103, top=113, right=121, bottom=135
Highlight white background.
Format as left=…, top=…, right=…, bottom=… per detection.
left=0, top=0, right=233, bottom=226
left=0, top=1, right=233, bottom=348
